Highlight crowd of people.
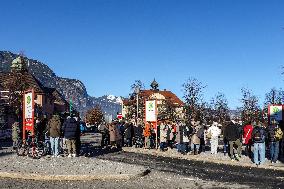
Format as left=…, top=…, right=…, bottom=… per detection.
left=12, top=113, right=81, bottom=158
left=10, top=113, right=284, bottom=166
left=103, top=118, right=284, bottom=166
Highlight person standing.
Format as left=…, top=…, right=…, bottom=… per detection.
left=197, top=125, right=206, bottom=153
left=243, top=121, right=253, bottom=158
left=224, top=120, right=242, bottom=161
left=124, top=122, right=132, bottom=147
left=207, top=122, right=221, bottom=154
left=63, top=115, right=79, bottom=157
left=109, top=122, right=116, bottom=147
left=190, top=120, right=201, bottom=155
left=46, top=114, right=62, bottom=157
left=252, top=122, right=266, bottom=166
left=159, top=121, right=168, bottom=151
left=267, top=120, right=283, bottom=163
left=115, top=121, right=123, bottom=149
left=144, top=122, right=152, bottom=149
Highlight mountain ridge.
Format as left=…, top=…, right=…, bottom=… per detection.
left=0, top=51, right=121, bottom=118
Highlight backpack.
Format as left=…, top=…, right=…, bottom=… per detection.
left=253, top=128, right=264, bottom=142
left=275, top=128, right=283, bottom=141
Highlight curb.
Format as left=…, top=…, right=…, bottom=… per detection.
left=0, top=169, right=151, bottom=181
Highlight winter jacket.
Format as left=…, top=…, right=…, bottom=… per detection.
left=124, top=123, right=132, bottom=139
left=134, top=125, right=143, bottom=138
left=160, top=123, right=169, bottom=143
left=224, top=122, right=241, bottom=141
left=175, top=124, right=183, bottom=144
left=115, top=124, right=122, bottom=141
left=252, top=126, right=266, bottom=143
left=109, top=124, right=116, bottom=142
left=266, top=124, right=281, bottom=142
left=63, top=117, right=79, bottom=139
left=144, top=124, right=152, bottom=137
left=191, top=126, right=201, bottom=144
left=243, top=124, right=253, bottom=144
left=47, top=115, right=61, bottom=138
left=207, top=125, right=221, bottom=139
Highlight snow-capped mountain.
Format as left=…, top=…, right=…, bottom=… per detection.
left=0, top=51, right=121, bottom=117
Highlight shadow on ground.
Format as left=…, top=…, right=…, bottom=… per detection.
left=79, top=144, right=122, bottom=157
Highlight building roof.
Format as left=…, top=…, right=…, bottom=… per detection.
left=123, top=89, right=184, bottom=107
left=0, top=71, right=47, bottom=94
left=49, top=88, right=69, bottom=106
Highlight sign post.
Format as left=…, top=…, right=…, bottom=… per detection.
left=117, top=113, right=123, bottom=120
left=23, top=89, right=35, bottom=140
left=145, top=100, right=158, bottom=149
left=268, top=104, right=284, bottom=125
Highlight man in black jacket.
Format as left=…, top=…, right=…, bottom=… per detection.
left=224, top=120, right=242, bottom=161
left=63, top=115, right=80, bottom=157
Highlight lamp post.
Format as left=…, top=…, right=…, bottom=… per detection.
left=135, top=86, right=140, bottom=125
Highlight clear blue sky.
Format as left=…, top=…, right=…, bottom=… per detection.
left=1, top=0, right=284, bottom=109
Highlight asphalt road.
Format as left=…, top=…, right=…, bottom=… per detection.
left=98, top=151, right=284, bottom=189
left=1, top=144, right=284, bottom=189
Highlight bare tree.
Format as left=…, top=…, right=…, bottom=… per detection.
left=239, top=88, right=261, bottom=123
left=125, top=80, right=145, bottom=121
left=158, top=97, right=178, bottom=121
left=211, top=92, right=230, bottom=125
left=130, top=80, right=145, bottom=94
left=264, top=88, right=284, bottom=106
left=182, top=77, right=206, bottom=121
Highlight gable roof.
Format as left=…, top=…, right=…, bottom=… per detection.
left=123, top=89, right=184, bottom=107
left=0, top=71, right=46, bottom=94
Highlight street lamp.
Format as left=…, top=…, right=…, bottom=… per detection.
left=135, top=86, right=140, bottom=125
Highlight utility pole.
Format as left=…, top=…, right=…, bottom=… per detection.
left=135, top=86, right=140, bottom=125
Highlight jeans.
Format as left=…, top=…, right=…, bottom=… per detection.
left=160, top=142, right=167, bottom=151
left=254, top=142, right=265, bottom=165
left=210, top=137, right=218, bottom=154
left=177, top=142, right=189, bottom=153
left=224, top=142, right=228, bottom=155
left=191, top=143, right=200, bottom=153
left=269, top=141, right=279, bottom=163
left=126, top=138, right=132, bottom=147
left=50, top=137, right=60, bottom=156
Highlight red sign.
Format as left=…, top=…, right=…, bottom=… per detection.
left=117, top=113, right=123, bottom=119
left=23, top=89, right=35, bottom=140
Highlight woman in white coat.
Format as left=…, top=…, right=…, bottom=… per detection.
left=207, top=122, right=221, bottom=154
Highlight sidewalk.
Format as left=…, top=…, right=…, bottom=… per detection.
left=123, top=147, right=284, bottom=171
left=0, top=147, right=148, bottom=181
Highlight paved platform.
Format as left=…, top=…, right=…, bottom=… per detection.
left=0, top=146, right=148, bottom=181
